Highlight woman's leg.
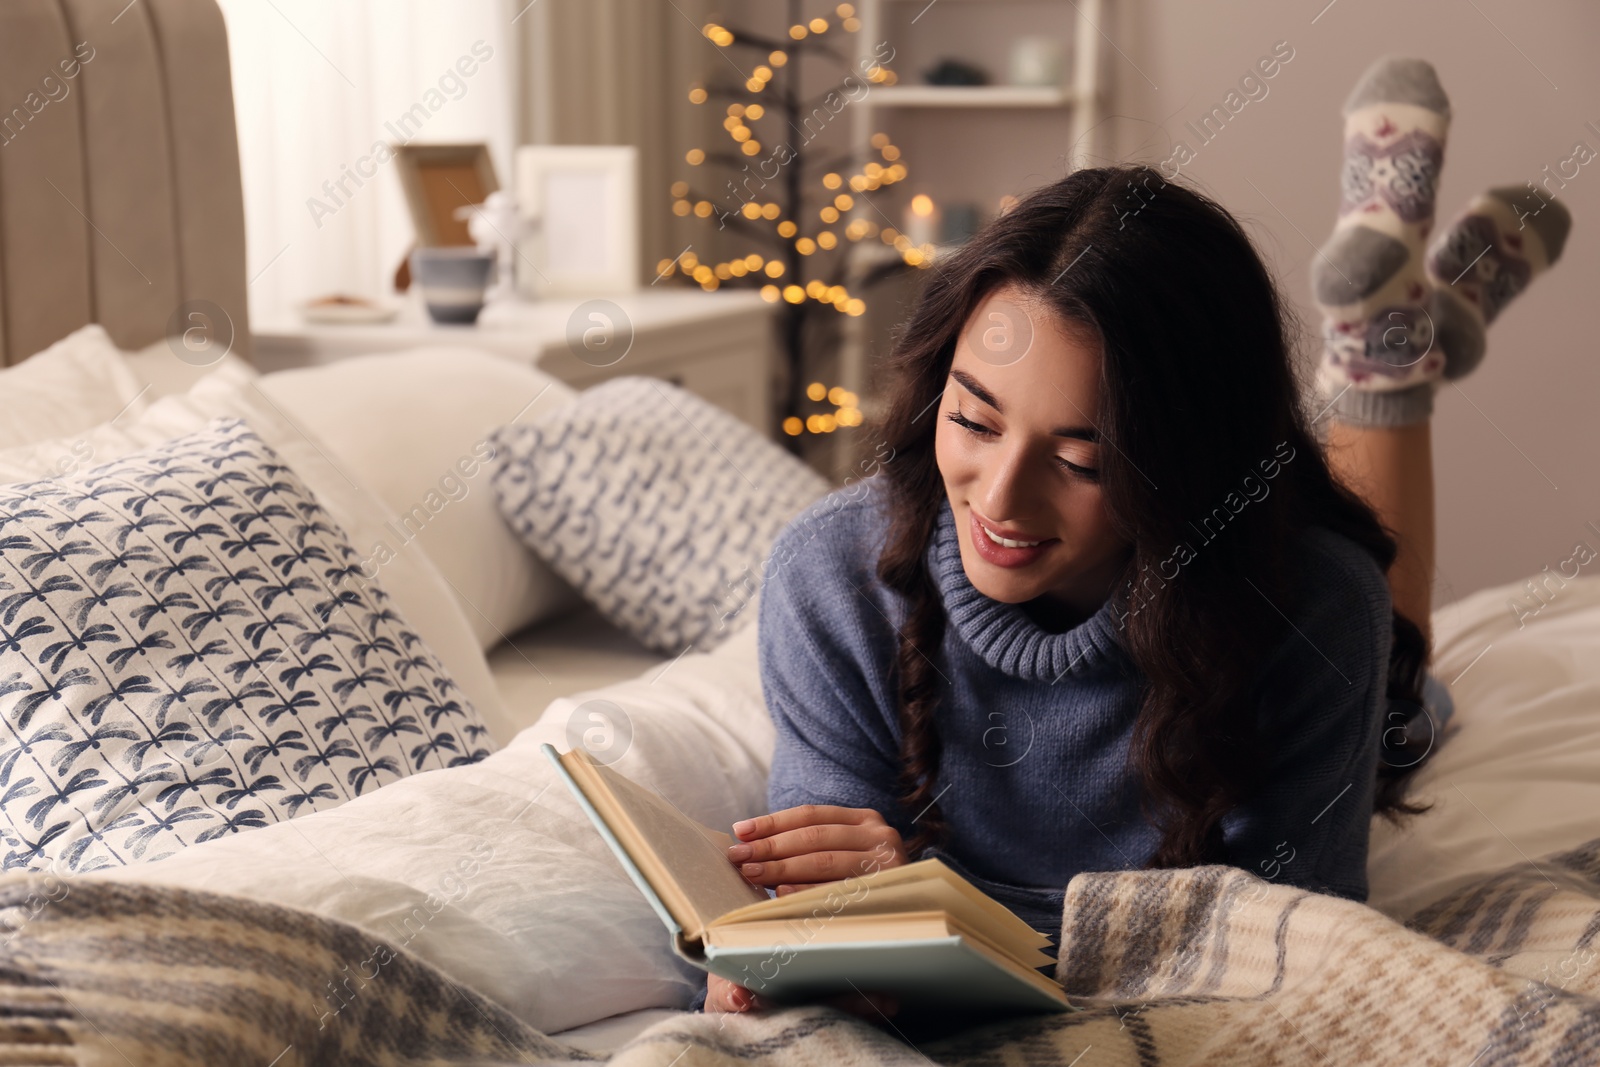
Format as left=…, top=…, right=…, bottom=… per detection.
left=1323, top=419, right=1436, bottom=655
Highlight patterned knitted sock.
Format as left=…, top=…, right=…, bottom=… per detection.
left=1424, top=185, right=1573, bottom=382
left=1310, top=56, right=1451, bottom=427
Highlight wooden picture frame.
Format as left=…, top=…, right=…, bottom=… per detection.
left=394, top=143, right=501, bottom=247
left=514, top=145, right=639, bottom=296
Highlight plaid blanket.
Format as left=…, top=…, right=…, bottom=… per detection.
left=5, top=838, right=1600, bottom=1066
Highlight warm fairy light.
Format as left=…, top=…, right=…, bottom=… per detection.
left=911, top=193, right=934, bottom=217
left=688, top=87, right=707, bottom=104
left=764, top=260, right=784, bottom=277
left=685, top=148, right=704, bottom=165
left=746, top=77, right=764, bottom=92
left=680, top=251, right=699, bottom=269
left=833, top=194, right=853, bottom=210
left=789, top=24, right=807, bottom=39
left=655, top=258, right=675, bottom=276
left=731, top=125, right=751, bottom=141
left=744, top=253, right=763, bottom=270
left=746, top=104, right=764, bottom=119
left=694, top=201, right=713, bottom=217
left=761, top=284, right=780, bottom=301
left=715, top=263, right=732, bottom=279
left=820, top=206, right=840, bottom=223
left=783, top=416, right=803, bottom=436
left=843, top=17, right=861, bottom=30
left=769, top=50, right=788, bottom=67
left=806, top=382, right=827, bottom=401
left=783, top=285, right=805, bottom=303
left=846, top=298, right=865, bottom=316
left=887, top=163, right=907, bottom=181
left=817, top=231, right=838, bottom=249
left=870, top=132, right=890, bottom=148
left=823, top=172, right=842, bottom=189
left=761, top=202, right=780, bottom=219
left=754, top=65, right=772, bottom=80
left=835, top=3, right=856, bottom=15
left=882, top=145, right=901, bottom=161
left=809, top=17, right=828, bottom=32
left=670, top=181, right=688, bottom=197
left=849, top=175, right=868, bottom=192
left=672, top=199, right=691, bottom=216
left=777, top=220, right=797, bottom=237
left=728, top=260, right=748, bottom=277
left=723, top=116, right=741, bottom=131
left=742, top=202, right=762, bottom=219
left=741, top=141, right=762, bottom=156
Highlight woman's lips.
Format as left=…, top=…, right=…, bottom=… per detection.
left=969, top=510, right=1058, bottom=568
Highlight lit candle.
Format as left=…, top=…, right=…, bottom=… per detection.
left=904, top=193, right=940, bottom=247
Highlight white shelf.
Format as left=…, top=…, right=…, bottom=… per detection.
left=869, top=84, right=1074, bottom=108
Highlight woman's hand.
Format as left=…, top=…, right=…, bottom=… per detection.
left=726, top=803, right=909, bottom=894
left=704, top=805, right=908, bottom=1021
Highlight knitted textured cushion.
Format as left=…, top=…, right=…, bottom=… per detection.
left=487, top=377, right=830, bottom=655
left=0, top=418, right=493, bottom=872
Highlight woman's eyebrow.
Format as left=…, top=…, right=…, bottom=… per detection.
left=949, top=369, right=1100, bottom=442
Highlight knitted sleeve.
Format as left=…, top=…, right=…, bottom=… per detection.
left=757, top=557, right=911, bottom=839
left=1219, top=529, right=1393, bottom=901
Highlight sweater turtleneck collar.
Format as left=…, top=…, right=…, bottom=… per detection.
left=925, top=495, right=1128, bottom=683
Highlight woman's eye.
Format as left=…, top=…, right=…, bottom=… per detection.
left=943, top=409, right=992, bottom=435
left=947, top=408, right=1099, bottom=479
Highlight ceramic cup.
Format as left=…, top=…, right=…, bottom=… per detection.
left=410, top=247, right=496, bottom=325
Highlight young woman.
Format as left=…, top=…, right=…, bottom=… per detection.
left=701, top=57, right=1570, bottom=1016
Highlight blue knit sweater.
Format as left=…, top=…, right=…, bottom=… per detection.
left=755, top=472, right=1398, bottom=953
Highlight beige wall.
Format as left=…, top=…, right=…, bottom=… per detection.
left=1099, top=0, right=1600, bottom=608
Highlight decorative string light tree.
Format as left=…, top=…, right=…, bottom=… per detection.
left=657, top=2, right=935, bottom=458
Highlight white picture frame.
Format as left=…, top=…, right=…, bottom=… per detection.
left=514, top=145, right=639, bottom=297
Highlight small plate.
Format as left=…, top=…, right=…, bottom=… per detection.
left=298, top=297, right=400, bottom=325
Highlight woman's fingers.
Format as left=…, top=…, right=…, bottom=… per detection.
left=705, top=974, right=768, bottom=1012
left=728, top=822, right=885, bottom=864
left=736, top=849, right=883, bottom=887
left=732, top=804, right=877, bottom=841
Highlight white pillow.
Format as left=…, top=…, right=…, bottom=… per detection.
left=96, top=609, right=773, bottom=1035
left=0, top=360, right=516, bottom=744
left=1368, top=572, right=1600, bottom=918
left=256, top=350, right=587, bottom=649
left=0, top=325, right=149, bottom=450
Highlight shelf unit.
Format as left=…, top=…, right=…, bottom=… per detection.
left=827, top=0, right=1108, bottom=478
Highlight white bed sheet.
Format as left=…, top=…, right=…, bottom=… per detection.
left=490, top=602, right=670, bottom=738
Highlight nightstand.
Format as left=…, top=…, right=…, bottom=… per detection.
left=251, top=289, right=778, bottom=436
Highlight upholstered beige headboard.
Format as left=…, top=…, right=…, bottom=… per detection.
left=0, top=0, right=249, bottom=365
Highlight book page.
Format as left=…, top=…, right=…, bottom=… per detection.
left=716, top=858, right=1052, bottom=960
left=569, top=751, right=766, bottom=941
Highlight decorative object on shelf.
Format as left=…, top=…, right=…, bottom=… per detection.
left=394, top=142, right=501, bottom=247
left=1008, top=37, right=1066, bottom=88
left=409, top=247, right=496, bottom=325
left=460, top=190, right=524, bottom=306
left=514, top=145, right=640, bottom=299
left=297, top=294, right=400, bottom=325
left=942, top=202, right=982, bottom=246
left=666, top=2, right=924, bottom=451
left=903, top=193, right=941, bottom=247
left=923, top=58, right=989, bottom=86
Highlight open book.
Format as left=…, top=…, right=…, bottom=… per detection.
left=542, top=743, right=1072, bottom=1015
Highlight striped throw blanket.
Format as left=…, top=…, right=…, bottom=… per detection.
left=4, top=838, right=1599, bottom=1066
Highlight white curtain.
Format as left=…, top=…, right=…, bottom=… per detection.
left=217, top=0, right=517, bottom=326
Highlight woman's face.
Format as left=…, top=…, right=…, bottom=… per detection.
left=934, top=282, right=1132, bottom=624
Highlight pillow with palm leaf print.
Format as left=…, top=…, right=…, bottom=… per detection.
left=0, top=417, right=495, bottom=873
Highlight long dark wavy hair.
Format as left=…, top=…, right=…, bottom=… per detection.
left=875, top=165, right=1430, bottom=867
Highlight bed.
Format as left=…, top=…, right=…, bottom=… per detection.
left=1, top=2, right=1599, bottom=1065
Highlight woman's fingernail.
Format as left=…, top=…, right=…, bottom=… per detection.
left=775, top=885, right=792, bottom=896
left=726, top=843, right=752, bottom=861
left=741, top=862, right=763, bottom=877
left=733, top=819, right=755, bottom=836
